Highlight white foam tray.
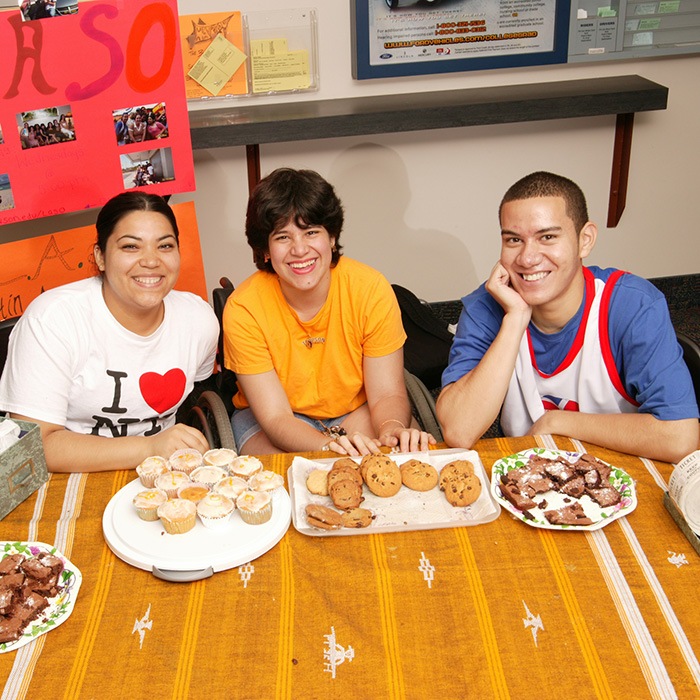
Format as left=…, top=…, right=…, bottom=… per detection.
left=289, top=447, right=501, bottom=536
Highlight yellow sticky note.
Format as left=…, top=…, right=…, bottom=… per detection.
left=250, top=38, right=289, bottom=57
left=251, top=50, right=310, bottom=93
left=187, top=33, right=247, bottom=96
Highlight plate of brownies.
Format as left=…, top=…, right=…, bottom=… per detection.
left=0, top=541, right=82, bottom=652
left=491, top=448, right=637, bottom=530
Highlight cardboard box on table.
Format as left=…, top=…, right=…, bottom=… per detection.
left=0, top=418, right=48, bottom=521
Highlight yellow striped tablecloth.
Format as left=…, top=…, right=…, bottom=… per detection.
left=0, top=435, right=698, bottom=700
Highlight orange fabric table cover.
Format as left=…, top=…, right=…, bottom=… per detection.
left=0, top=434, right=698, bottom=700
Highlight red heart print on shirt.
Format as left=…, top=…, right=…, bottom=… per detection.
left=139, top=369, right=187, bottom=414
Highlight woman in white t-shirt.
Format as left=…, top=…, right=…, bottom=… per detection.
left=0, top=192, right=219, bottom=472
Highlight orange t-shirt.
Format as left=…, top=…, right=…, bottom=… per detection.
left=222, top=257, right=406, bottom=419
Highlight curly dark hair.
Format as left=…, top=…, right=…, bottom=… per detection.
left=245, top=168, right=344, bottom=272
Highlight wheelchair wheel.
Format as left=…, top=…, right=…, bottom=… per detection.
left=187, top=390, right=236, bottom=451
left=404, top=370, right=443, bottom=442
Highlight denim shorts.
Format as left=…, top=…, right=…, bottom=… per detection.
left=231, top=407, right=350, bottom=451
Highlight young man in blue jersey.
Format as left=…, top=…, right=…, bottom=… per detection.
left=437, top=171, right=699, bottom=463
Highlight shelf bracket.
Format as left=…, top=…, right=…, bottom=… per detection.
left=608, top=112, right=634, bottom=228
left=246, top=144, right=261, bottom=195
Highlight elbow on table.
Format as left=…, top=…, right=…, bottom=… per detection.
left=438, top=419, right=481, bottom=450
left=661, top=419, right=700, bottom=464
left=635, top=417, right=699, bottom=464
left=436, top=391, right=485, bottom=449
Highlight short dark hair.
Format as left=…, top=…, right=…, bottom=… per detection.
left=95, top=191, right=179, bottom=253
left=499, top=171, right=589, bottom=234
left=245, top=168, right=344, bottom=272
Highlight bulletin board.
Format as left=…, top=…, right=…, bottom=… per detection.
left=0, top=0, right=196, bottom=225
left=352, top=0, right=700, bottom=79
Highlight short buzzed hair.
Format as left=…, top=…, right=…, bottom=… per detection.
left=499, top=171, right=589, bottom=234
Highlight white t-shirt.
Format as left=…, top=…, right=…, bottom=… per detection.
left=0, top=277, right=219, bottom=438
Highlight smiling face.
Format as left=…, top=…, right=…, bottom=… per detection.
left=267, top=219, right=335, bottom=308
left=500, top=196, right=596, bottom=329
left=94, top=210, right=180, bottom=334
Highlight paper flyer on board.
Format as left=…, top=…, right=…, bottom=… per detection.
left=368, top=0, right=556, bottom=67
left=179, top=11, right=247, bottom=98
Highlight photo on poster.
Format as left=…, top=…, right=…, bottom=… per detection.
left=120, top=148, right=175, bottom=189
left=16, top=106, right=75, bottom=150
left=0, top=174, right=15, bottom=212
left=19, top=0, right=78, bottom=21
left=112, top=103, right=169, bottom=146
left=0, top=125, right=3, bottom=145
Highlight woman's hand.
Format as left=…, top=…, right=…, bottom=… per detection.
left=148, top=423, right=210, bottom=456
left=379, top=426, right=436, bottom=453
left=326, top=431, right=382, bottom=457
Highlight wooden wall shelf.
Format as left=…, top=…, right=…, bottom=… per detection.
left=188, top=75, right=668, bottom=226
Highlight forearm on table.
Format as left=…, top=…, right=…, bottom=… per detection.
left=41, top=430, right=160, bottom=473
left=531, top=411, right=700, bottom=463
left=369, top=394, right=413, bottom=436
left=437, top=313, right=527, bottom=448
left=257, top=413, right=330, bottom=453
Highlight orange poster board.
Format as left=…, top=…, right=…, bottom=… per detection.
left=0, top=201, right=207, bottom=322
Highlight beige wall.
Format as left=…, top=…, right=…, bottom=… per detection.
left=3, top=0, right=699, bottom=304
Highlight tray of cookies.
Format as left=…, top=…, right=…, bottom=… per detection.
left=288, top=448, right=501, bottom=536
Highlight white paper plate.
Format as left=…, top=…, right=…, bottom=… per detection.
left=490, top=448, right=637, bottom=531
left=0, top=541, right=82, bottom=653
left=289, top=448, right=501, bottom=536
left=102, top=478, right=291, bottom=580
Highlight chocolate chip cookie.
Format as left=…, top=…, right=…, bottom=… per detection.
left=330, top=478, right=364, bottom=510
left=305, top=504, right=343, bottom=530
left=400, top=459, right=439, bottom=492
left=364, top=458, right=402, bottom=497
left=341, top=507, right=375, bottom=528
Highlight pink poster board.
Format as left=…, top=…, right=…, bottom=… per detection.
left=0, top=0, right=195, bottom=226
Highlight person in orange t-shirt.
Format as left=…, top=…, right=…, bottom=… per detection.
left=223, top=168, right=436, bottom=457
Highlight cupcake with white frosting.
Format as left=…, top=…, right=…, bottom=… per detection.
left=168, top=449, right=203, bottom=476
left=157, top=499, right=197, bottom=534
left=136, top=456, right=169, bottom=488
left=236, top=490, right=272, bottom=525
left=203, top=448, right=237, bottom=471
left=196, top=493, right=234, bottom=530
left=248, top=470, right=284, bottom=494
left=133, top=488, right=168, bottom=521
left=190, top=465, right=228, bottom=490
left=155, top=470, right=191, bottom=499
left=230, top=455, right=264, bottom=480
left=214, top=476, right=248, bottom=501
